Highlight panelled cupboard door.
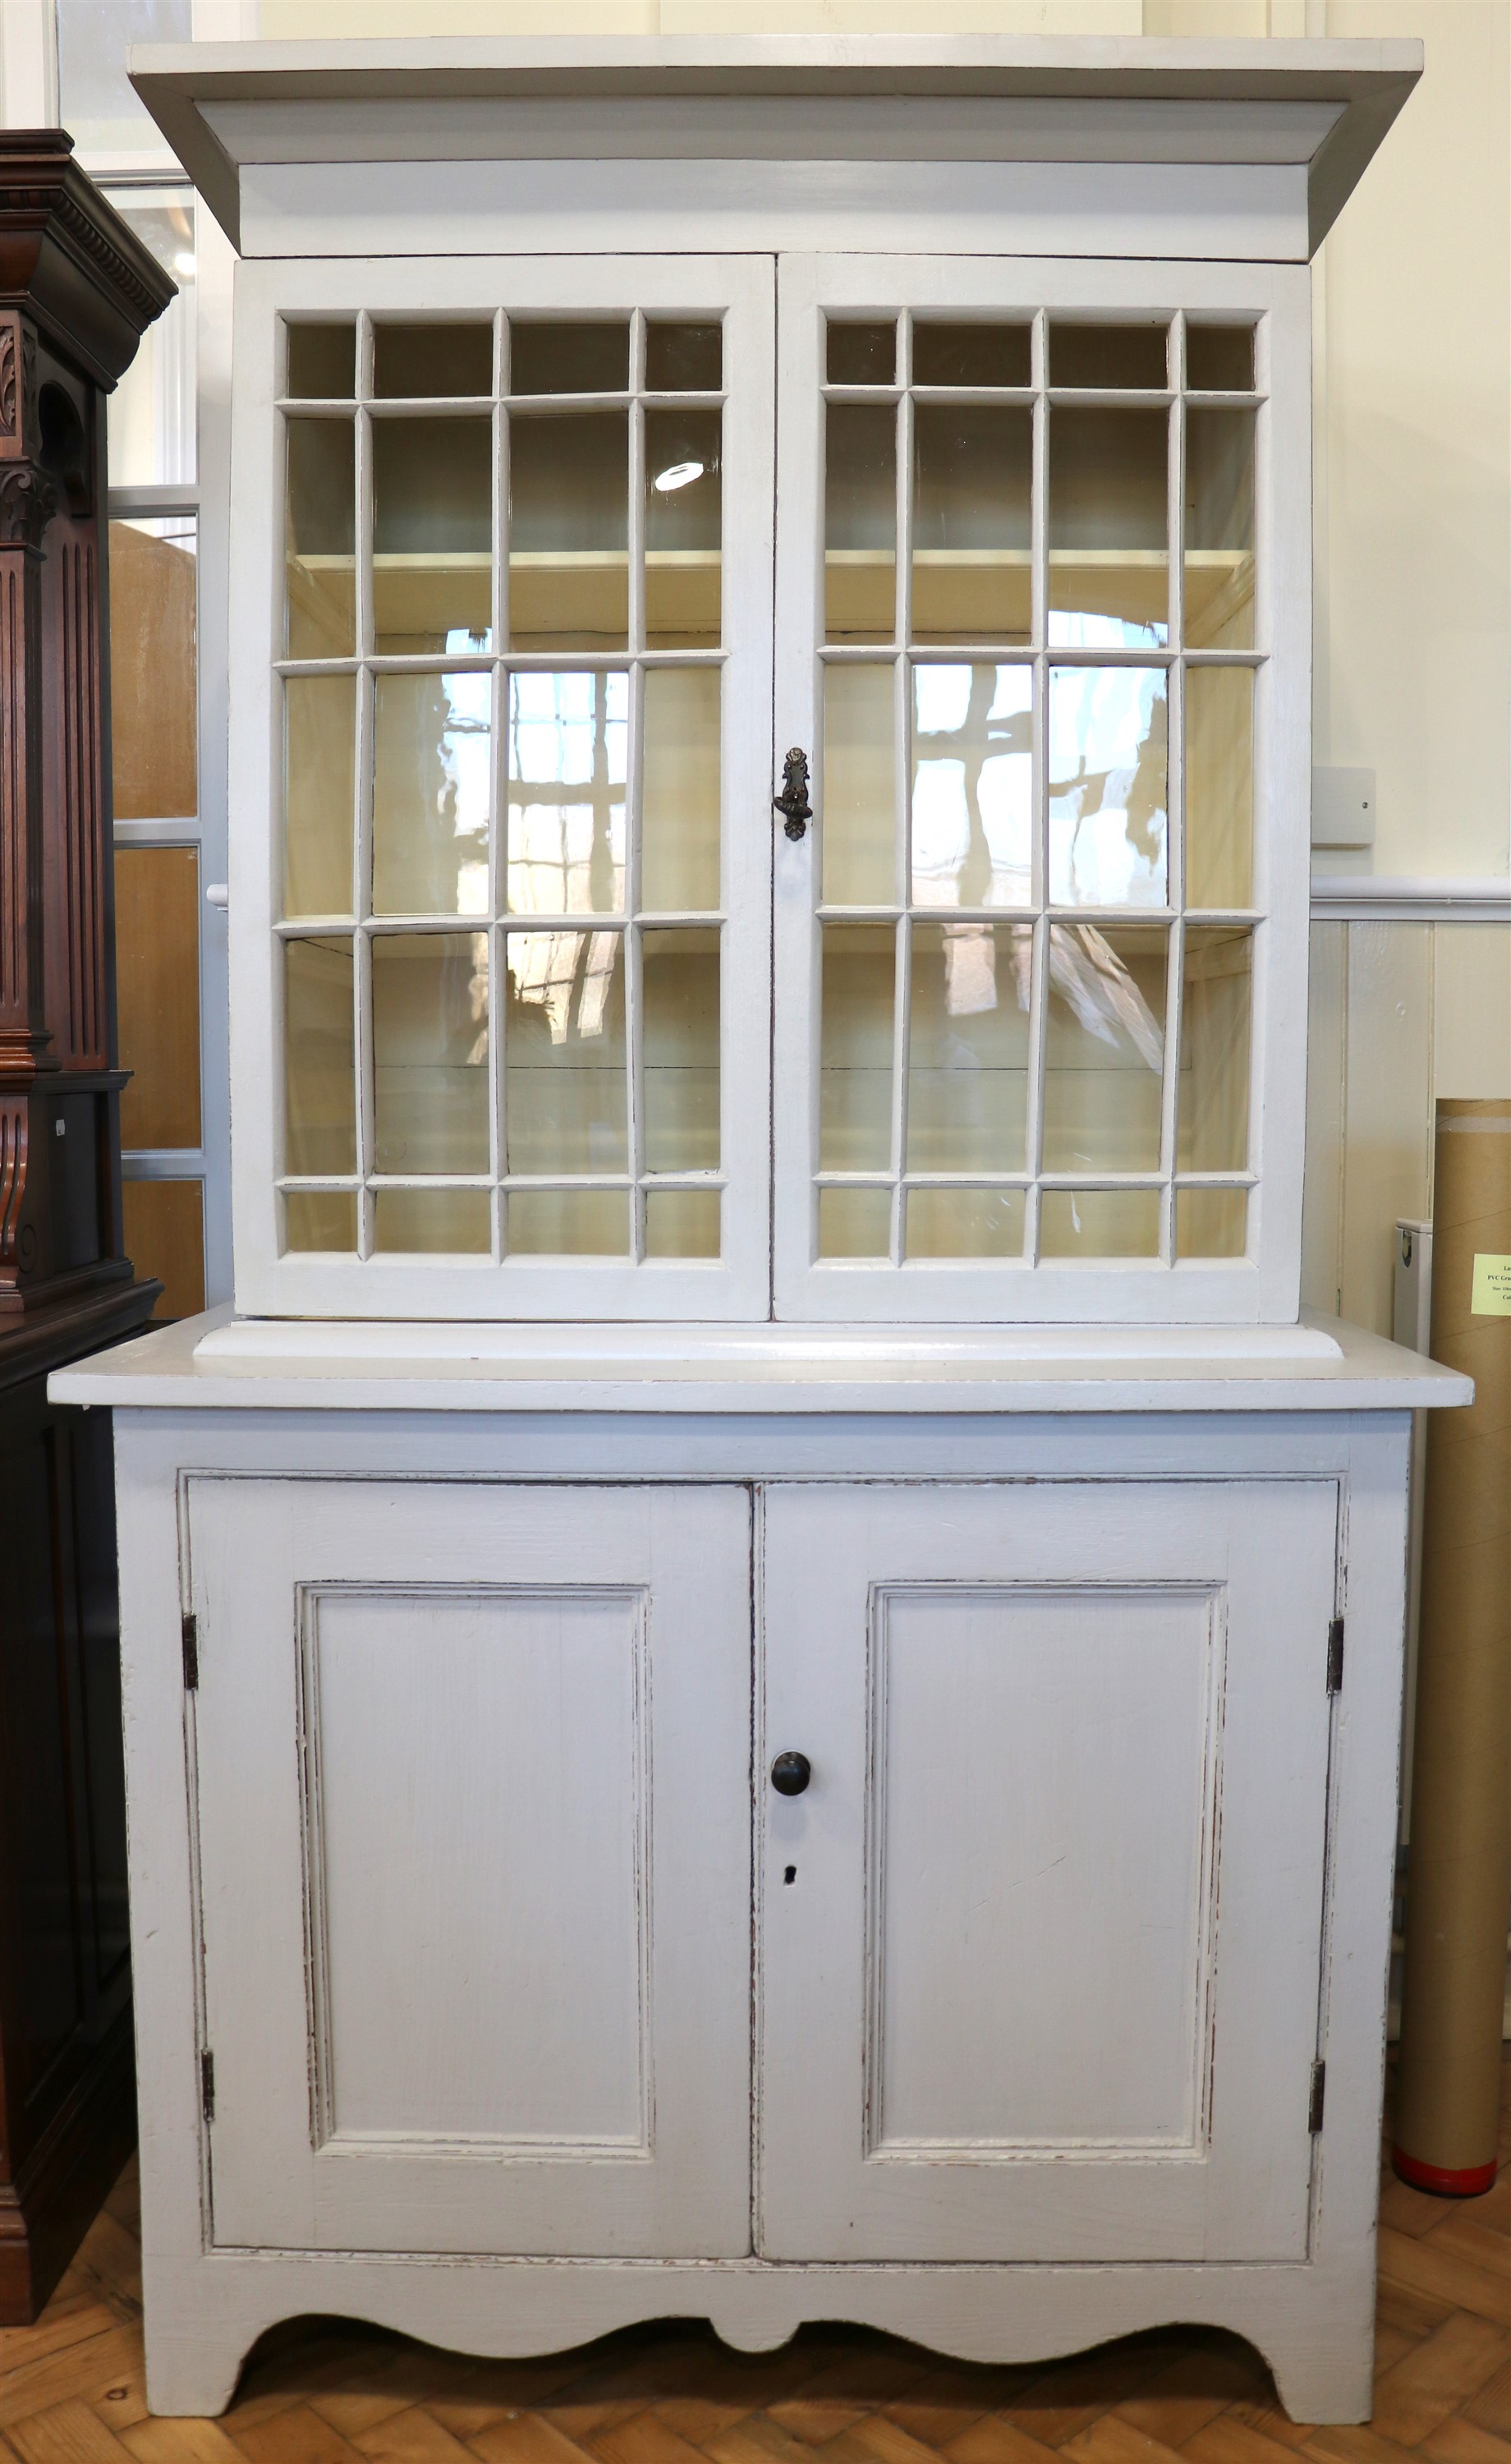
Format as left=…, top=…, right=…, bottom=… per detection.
left=230, top=254, right=774, bottom=1320
left=772, top=253, right=1311, bottom=1325
left=759, top=1480, right=1338, bottom=2261
left=186, top=1478, right=752, bottom=2255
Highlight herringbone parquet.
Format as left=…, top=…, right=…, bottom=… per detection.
left=3, top=2060, right=1506, bottom=2464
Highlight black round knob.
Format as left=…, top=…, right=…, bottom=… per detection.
left=770, top=1751, right=811, bottom=1797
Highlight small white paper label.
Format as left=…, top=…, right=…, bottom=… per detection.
left=1470, top=1253, right=1511, bottom=1317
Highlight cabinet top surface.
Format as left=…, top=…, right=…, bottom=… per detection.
left=48, top=1308, right=1470, bottom=1418
left=130, top=32, right=1419, bottom=259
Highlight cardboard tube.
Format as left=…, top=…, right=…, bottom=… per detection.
left=1394, top=1100, right=1511, bottom=2195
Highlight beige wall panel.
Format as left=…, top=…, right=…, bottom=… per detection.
left=1432, top=922, right=1511, bottom=1104
left=1302, top=921, right=1345, bottom=1317
left=1339, top=920, right=1432, bottom=1335
left=1317, top=2, right=1511, bottom=882
left=259, top=0, right=1145, bottom=30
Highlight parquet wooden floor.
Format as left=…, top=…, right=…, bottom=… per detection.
left=2, top=2059, right=1505, bottom=2464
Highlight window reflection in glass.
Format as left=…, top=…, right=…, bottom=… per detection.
left=373, top=671, right=492, bottom=918
left=912, top=406, right=1031, bottom=646
left=1048, top=667, right=1168, bottom=907
left=507, top=673, right=627, bottom=916
left=911, top=664, right=1031, bottom=910
left=504, top=931, right=627, bottom=1176
left=1042, top=922, right=1167, bottom=1174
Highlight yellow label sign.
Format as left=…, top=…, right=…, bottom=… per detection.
left=1471, top=1253, right=1511, bottom=1316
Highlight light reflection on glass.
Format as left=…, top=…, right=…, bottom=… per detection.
left=1042, top=922, right=1167, bottom=1174
left=912, top=664, right=1032, bottom=908
left=373, top=671, right=492, bottom=917
left=505, top=930, right=627, bottom=1178
left=1048, top=667, right=1167, bottom=907
left=507, top=672, right=627, bottom=915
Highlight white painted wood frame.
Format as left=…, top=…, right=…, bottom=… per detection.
left=228, top=252, right=775, bottom=1319
left=774, top=255, right=1311, bottom=1326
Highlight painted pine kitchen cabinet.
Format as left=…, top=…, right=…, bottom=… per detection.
left=52, top=28, right=1472, bottom=2428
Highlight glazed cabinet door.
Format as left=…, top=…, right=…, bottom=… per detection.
left=186, top=1478, right=752, bottom=2255
left=759, top=1478, right=1338, bottom=2261
left=772, top=253, right=1311, bottom=1325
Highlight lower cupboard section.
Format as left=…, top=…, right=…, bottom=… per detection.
left=183, top=1475, right=1338, bottom=2269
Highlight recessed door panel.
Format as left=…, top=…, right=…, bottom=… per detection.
left=189, top=1478, right=751, bottom=2255
left=760, top=1478, right=1337, bottom=2262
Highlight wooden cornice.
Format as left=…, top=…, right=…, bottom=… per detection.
left=0, top=134, right=175, bottom=389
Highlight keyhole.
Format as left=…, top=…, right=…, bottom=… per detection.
left=783, top=1865, right=797, bottom=1886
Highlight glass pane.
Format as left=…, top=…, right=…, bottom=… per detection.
left=1040, top=1187, right=1161, bottom=1258
left=1185, top=665, right=1253, bottom=909
left=1048, top=667, right=1168, bottom=907
left=643, top=927, right=719, bottom=1173
left=284, top=674, right=355, bottom=918
left=912, top=664, right=1031, bottom=909
left=823, top=665, right=895, bottom=905
left=282, top=1188, right=356, bottom=1254
left=109, top=516, right=196, bottom=819
left=1178, top=926, right=1252, bottom=1173
left=825, top=402, right=895, bottom=646
left=507, top=672, right=627, bottom=915
left=913, top=407, right=1031, bottom=646
left=373, top=324, right=493, bottom=399
left=285, top=419, right=355, bottom=659
left=642, top=667, right=720, bottom=913
left=59, top=2, right=191, bottom=150
left=284, top=937, right=355, bottom=1175
left=828, top=322, right=895, bottom=385
left=372, top=416, right=492, bottom=655
left=507, top=1188, right=629, bottom=1256
left=1049, top=324, right=1169, bottom=389
left=820, top=923, right=895, bottom=1173
left=1187, top=324, right=1255, bottom=393
left=645, top=407, right=721, bottom=648
left=373, top=671, right=492, bottom=918
left=122, top=1176, right=204, bottom=1320
left=645, top=1188, right=720, bottom=1258
left=116, top=846, right=200, bottom=1148
left=913, top=324, right=1030, bottom=388
left=1049, top=408, right=1169, bottom=648
left=646, top=324, right=722, bottom=392
left=374, top=1187, right=490, bottom=1253
left=505, top=931, right=627, bottom=1174
left=509, top=322, right=628, bottom=396
left=287, top=323, right=355, bottom=399
left=1185, top=407, right=1256, bottom=650
left=907, top=922, right=1031, bottom=1172
left=105, top=189, right=195, bottom=487
left=372, top=933, right=490, bottom=1176
left=1042, top=922, right=1168, bottom=1173
left=509, top=411, right=627, bottom=651
left=906, top=1185, right=1024, bottom=1260
left=819, top=1185, right=890, bottom=1258
left=1176, top=1184, right=1247, bottom=1258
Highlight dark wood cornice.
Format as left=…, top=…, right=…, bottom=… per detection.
left=0, top=135, right=175, bottom=389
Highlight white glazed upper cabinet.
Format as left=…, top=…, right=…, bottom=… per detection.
left=229, top=237, right=1307, bottom=1324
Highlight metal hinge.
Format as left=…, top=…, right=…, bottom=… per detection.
left=1309, top=2058, right=1326, bottom=2135
left=1326, top=1616, right=1344, bottom=1695
left=200, top=2048, right=215, bottom=2124
left=182, top=1612, right=199, bottom=1691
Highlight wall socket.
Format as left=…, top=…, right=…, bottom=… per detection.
left=1311, top=766, right=1376, bottom=848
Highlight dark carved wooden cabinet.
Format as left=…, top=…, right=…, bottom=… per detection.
left=0, top=132, right=171, bottom=2319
